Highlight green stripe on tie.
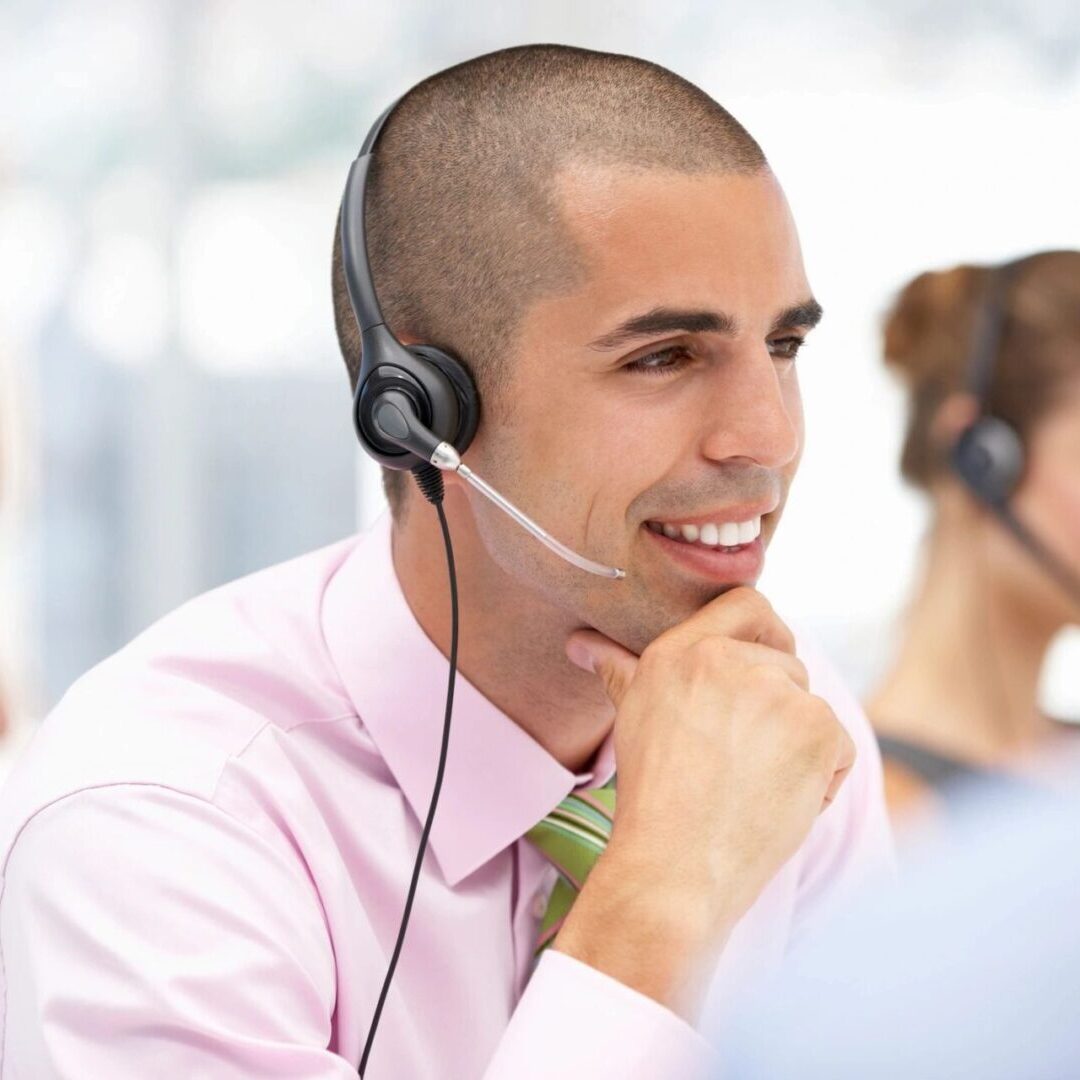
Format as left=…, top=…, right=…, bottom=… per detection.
left=523, top=775, right=616, bottom=959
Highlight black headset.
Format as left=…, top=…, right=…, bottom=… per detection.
left=949, top=257, right=1080, bottom=604
left=339, top=97, right=471, bottom=1077
left=339, top=99, right=480, bottom=490
left=949, top=259, right=1027, bottom=506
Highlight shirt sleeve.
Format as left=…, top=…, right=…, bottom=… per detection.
left=482, top=948, right=720, bottom=1079
left=0, top=784, right=357, bottom=1079
left=787, top=634, right=898, bottom=950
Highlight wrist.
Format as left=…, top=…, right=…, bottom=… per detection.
left=603, top=831, right=754, bottom=934
left=551, top=850, right=735, bottom=1024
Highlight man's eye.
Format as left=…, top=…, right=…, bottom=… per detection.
left=623, top=346, right=693, bottom=376
left=769, top=336, right=807, bottom=361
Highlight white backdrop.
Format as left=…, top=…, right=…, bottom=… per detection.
left=1, top=0, right=1077, bottom=717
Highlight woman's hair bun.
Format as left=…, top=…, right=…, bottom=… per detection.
left=883, top=265, right=986, bottom=389
left=882, top=253, right=1080, bottom=489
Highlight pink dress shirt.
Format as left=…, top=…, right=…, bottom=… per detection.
left=0, top=513, right=893, bottom=1078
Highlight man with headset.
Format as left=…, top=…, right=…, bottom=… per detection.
left=0, top=46, right=892, bottom=1078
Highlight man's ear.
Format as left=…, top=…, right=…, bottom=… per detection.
left=930, top=393, right=981, bottom=448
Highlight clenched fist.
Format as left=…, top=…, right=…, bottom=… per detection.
left=554, top=587, right=855, bottom=1023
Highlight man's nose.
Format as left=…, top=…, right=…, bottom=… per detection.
left=696, top=347, right=801, bottom=469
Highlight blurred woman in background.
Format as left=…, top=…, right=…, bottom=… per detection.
left=866, top=250, right=1080, bottom=833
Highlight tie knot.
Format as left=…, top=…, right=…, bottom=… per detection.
left=525, top=779, right=616, bottom=881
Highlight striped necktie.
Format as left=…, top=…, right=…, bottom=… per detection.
left=522, top=775, right=616, bottom=958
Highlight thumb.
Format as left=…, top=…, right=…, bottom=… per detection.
left=566, top=629, right=640, bottom=707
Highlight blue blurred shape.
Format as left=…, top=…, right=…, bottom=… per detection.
left=713, top=776, right=1080, bottom=1079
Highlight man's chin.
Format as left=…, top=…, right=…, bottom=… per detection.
left=609, top=571, right=765, bottom=653
left=590, top=591, right=719, bottom=656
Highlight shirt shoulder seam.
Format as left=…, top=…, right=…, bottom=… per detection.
left=0, top=778, right=337, bottom=1070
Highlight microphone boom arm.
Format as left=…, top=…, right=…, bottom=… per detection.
left=430, top=443, right=626, bottom=580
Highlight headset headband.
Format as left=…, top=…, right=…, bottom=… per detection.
left=964, top=257, right=1022, bottom=407
left=339, top=96, right=404, bottom=332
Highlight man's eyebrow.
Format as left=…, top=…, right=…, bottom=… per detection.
left=586, top=299, right=823, bottom=351
left=586, top=308, right=737, bottom=351
left=770, top=299, right=824, bottom=334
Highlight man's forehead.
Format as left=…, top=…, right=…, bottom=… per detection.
left=552, top=159, right=790, bottom=239
left=544, top=161, right=810, bottom=335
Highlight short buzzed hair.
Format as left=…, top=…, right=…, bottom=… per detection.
left=331, top=44, right=767, bottom=515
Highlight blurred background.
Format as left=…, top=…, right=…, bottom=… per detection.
left=1, top=0, right=1078, bottom=755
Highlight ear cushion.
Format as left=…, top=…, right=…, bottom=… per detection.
left=951, top=416, right=1026, bottom=506
left=408, top=345, right=481, bottom=456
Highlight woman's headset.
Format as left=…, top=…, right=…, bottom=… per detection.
left=949, top=258, right=1080, bottom=604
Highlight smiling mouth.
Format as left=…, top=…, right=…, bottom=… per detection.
left=644, top=514, right=762, bottom=552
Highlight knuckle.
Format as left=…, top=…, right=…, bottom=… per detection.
left=789, top=657, right=810, bottom=688
left=803, top=696, right=843, bottom=750
left=730, top=588, right=795, bottom=647
left=682, top=636, right=734, bottom=677
left=772, top=617, right=797, bottom=653
left=639, top=637, right=677, bottom=674
left=745, top=661, right=791, bottom=691
left=729, top=586, right=772, bottom=620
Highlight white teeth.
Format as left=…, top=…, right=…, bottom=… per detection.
left=738, top=517, right=760, bottom=544
left=718, top=522, right=740, bottom=546
left=650, top=515, right=765, bottom=548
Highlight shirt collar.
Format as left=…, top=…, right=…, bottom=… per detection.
left=321, top=512, right=616, bottom=887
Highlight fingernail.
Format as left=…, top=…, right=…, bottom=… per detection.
left=566, top=640, right=596, bottom=673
